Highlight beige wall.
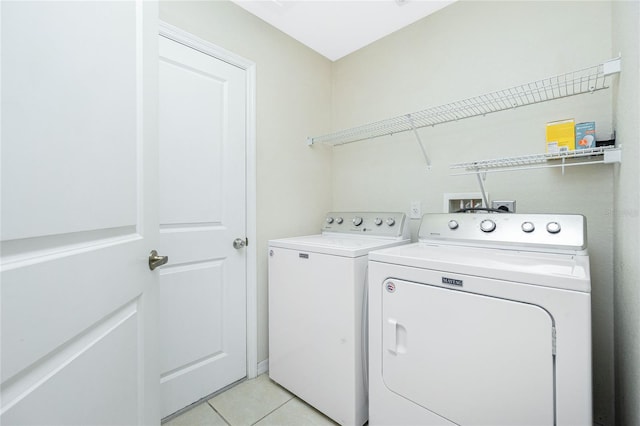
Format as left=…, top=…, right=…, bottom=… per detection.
left=159, top=1, right=333, bottom=365
left=160, top=1, right=639, bottom=424
left=331, top=1, right=617, bottom=423
left=612, top=1, right=640, bottom=425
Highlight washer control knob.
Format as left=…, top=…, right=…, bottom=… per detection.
left=448, top=220, right=459, bottom=230
left=386, top=217, right=396, bottom=226
left=546, top=221, right=561, bottom=234
left=326, top=216, right=334, bottom=224
left=480, top=219, right=496, bottom=233
left=374, top=217, right=383, bottom=226
left=521, top=221, right=535, bottom=233
left=335, top=217, right=344, bottom=224
left=352, top=216, right=363, bottom=226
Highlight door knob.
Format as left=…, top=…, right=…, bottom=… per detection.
left=233, top=238, right=247, bottom=249
left=149, top=250, right=168, bottom=271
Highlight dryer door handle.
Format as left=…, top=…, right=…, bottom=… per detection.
left=386, top=319, right=398, bottom=355
left=386, top=318, right=407, bottom=355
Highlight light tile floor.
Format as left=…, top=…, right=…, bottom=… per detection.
left=164, top=374, right=338, bottom=426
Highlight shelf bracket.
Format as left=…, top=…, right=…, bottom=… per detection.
left=474, top=168, right=490, bottom=208
left=407, top=114, right=432, bottom=170
left=603, top=57, right=622, bottom=76
left=604, top=146, right=622, bottom=163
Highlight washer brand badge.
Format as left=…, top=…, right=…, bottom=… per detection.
left=386, top=282, right=396, bottom=293
left=442, top=276, right=463, bottom=286
left=299, top=253, right=309, bottom=259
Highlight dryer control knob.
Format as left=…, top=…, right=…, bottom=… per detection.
left=480, top=219, right=496, bottom=233
left=521, top=221, right=535, bottom=233
left=374, top=217, right=383, bottom=226
left=336, top=217, right=344, bottom=224
left=326, top=217, right=334, bottom=224
left=546, top=221, right=561, bottom=234
left=353, top=216, right=363, bottom=226
left=448, top=220, right=459, bottom=230
left=386, top=218, right=396, bottom=226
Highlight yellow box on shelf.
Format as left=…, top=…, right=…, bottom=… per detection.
left=546, top=119, right=575, bottom=153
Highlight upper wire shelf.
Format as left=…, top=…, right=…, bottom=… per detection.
left=307, top=57, right=622, bottom=147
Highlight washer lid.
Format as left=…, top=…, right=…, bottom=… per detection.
left=269, top=234, right=410, bottom=258
left=369, top=243, right=590, bottom=292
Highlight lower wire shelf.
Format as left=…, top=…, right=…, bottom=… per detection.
left=449, top=146, right=621, bottom=176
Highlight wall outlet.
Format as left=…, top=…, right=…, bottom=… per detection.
left=491, top=200, right=516, bottom=212
left=410, top=201, right=422, bottom=219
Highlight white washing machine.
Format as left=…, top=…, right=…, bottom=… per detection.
left=268, top=212, right=410, bottom=426
left=368, top=213, right=592, bottom=426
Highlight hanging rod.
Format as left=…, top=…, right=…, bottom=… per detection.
left=306, top=57, right=621, bottom=147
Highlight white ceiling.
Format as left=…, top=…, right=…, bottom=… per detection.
left=231, top=0, right=457, bottom=61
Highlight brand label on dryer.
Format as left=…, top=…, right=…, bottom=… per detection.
left=442, top=276, right=463, bottom=286
left=299, top=253, right=309, bottom=259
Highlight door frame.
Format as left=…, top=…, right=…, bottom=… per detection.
left=158, top=21, right=258, bottom=380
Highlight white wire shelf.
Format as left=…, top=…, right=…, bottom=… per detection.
left=449, top=146, right=622, bottom=176
left=307, top=57, right=621, bottom=147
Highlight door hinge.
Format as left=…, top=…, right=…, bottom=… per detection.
left=552, top=326, right=557, bottom=356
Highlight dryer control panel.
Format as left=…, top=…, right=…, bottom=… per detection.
left=418, top=213, right=587, bottom=253
left=323, top=212, right=409, bottom=239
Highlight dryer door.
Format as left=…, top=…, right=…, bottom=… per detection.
left=381, top=278, right=554, bottom=426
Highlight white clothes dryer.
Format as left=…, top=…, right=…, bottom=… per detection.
left=268, top=212, right=410, bottom=426
left=368, top=213, right=591, bottom=426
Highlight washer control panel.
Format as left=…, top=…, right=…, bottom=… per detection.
left=322, top=212, right=408, bottom=238
left=418, top=213, right=587, bottom=252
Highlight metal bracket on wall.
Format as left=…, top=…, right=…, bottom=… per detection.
left=407, top=114, right=431, bottom=170
left=474, top=170, right=490, bottom=209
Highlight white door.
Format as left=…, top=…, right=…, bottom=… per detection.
left=382, top=278, right=555, bottom=426
left=1, top=2, right=159, bottom=425
left=158, top=35, right=247, bottom=417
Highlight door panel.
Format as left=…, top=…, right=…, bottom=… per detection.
left=382, top=279, right=554, bottom=426
left=158, top=55, right=224, bottom=225
left=1, top=1, right=138, bottom=241
left=158, top=35, right=247, bottom=417
left=2, top=311, right=139, bottom=426
left=160, top=262, right=224, bottom=372
left=1, top=2, right=159, bottom=425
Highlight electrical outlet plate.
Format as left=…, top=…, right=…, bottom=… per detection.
left=410, top=201, right=422, bottom=219
left=491, top=200, right=516, bottom=212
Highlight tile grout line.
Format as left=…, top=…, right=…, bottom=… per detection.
left=250, top=396, right=296, bottom=426
left=207, top=401, right=232, bottom=426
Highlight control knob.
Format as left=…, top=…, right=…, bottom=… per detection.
left=448, top=220, right=459, bottom=230
left=374, top=217, right=383, bottom=226
left=336, top=217, right=344, bottom=224
left=326, top=217, right=334, bottom=224
left=480, top=219, right=496, bottom=233
left=521, top=222, right=535, bottom=233
left=352, top=216, right=363, bottom=226
left=386, top=217, right=396, bottom=226
left=546, top=221, right=561, bottom=234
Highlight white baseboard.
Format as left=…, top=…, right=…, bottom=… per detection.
left=257, top=359, right=269, bottom=376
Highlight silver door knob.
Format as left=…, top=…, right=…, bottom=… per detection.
left=233, top=238, right=247, bottom=249
left=149, top=250, right=168, bottom=271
